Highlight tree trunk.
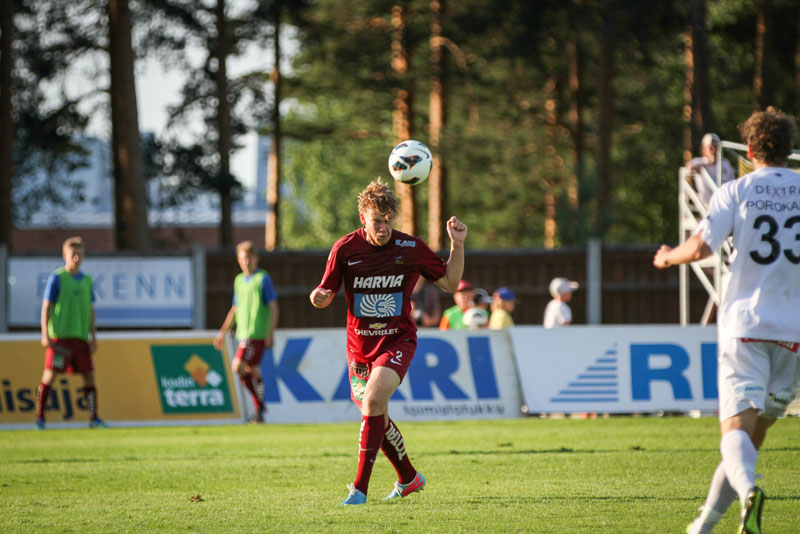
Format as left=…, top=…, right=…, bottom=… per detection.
left=427, top=0, right=446, bottom=250
left=108, top=0, right=151, bottom=251
left=391, top=1, right=416, bottom=235
left=567, top=37, right=581, bottom=211
left=690, top=0, right=711, bottom=137
left=0, top=0, right=13, bottom=249
left=796, top=13, right=800, bottom=112
left=215, top=0, right=234, bottom=247
left=753, top=0, right=770, bottom=110
left=682, top=16, right=695, bottom=162
left=565, top=1, right=584, bottom=246
left=543, top=79, right=558, bottom=249
left=265, top=0, right=282, bottom=251
left=596, top=0, right=615, bottom=239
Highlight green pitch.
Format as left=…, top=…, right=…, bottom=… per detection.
left=2, top=417, right=799, bottom=533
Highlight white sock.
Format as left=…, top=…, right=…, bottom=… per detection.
left=720, top=430, right=758, bottom=505
left=688, top=462, right=737, bottom=533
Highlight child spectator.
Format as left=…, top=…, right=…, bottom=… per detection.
left=489, top=287, right=516, bottom=329
left=543, top=277, right=578, bottom=328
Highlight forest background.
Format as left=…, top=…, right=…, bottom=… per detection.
left=1, top=0, right=799, bottom=252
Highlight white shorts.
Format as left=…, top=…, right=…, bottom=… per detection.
left=717, top=337, right=800, bottom=421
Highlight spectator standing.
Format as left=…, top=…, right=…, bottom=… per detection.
left=543, top=277, right=579, bottom=328
left=686, top=133, right=736, bottom=206
left=439, top=279, right=474, bottom=330
left=463, top=288, right=490, bottom=329
left=489, top=287, right=516, bottom=329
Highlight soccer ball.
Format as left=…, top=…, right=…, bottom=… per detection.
left=388, top=140, right=433, bottom=185
left=463, top=307, right=489, bottom=330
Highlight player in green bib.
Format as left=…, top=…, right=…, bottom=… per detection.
left=36, top=237, right=105, bottom=429
left=214, top=241, right=279, bottom=423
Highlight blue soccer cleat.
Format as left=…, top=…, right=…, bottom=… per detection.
left=89, top=418, right=108, bottom=429
left=340, top=483, right=367, bottom=506
left=384, top=472, right=426, bottom=500
left=35, top=418, right=45, bottom=430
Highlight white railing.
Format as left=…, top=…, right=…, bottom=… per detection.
left=678, top=163, right=731, bottom=326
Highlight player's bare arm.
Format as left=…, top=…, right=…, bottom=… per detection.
left=213, top=305, right=236, bottom=350
left=89, top=308, right=97, bottom=354
left=435, top=216, right=468, bottom=292
left=40, top=300, right=52, bottom=348
left=310, top=287, right=334, bottom=308
left=266, top=300, right=279, bottom=348
left=653, top=233, right=712, bottom=269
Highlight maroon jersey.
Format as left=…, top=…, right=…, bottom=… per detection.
left=318, top=228, right=447, bottom=363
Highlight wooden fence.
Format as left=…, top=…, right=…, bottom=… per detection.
left=205, top=246, right=711, bottom=330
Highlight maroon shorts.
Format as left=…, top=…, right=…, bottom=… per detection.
left=44, top=339, right=93, bottom=374
left=234, top=339, right=267, bottom=366
left=347, top=338, right=416, bottom=408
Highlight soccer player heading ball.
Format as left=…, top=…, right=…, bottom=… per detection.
left=654, top=108, right=799, bottom=534
left=310, top=179, right=468, bottom=506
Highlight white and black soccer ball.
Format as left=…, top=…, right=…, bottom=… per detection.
left=388, top=140, right=433, bottom=185
left=463, top=307, right=489, bottom=330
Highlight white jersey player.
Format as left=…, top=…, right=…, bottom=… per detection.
left=654, top=108, right=799, bottom=534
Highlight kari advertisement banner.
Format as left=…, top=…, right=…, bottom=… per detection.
left=248, top=328, right=523, bottom=423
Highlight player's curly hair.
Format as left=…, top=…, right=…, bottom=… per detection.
left=739, top=107, right=797, bottom=165
left=357, top=179, right=398, bottom=218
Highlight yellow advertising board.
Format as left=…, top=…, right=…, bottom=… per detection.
left=0, top=332, right=241, bottom=426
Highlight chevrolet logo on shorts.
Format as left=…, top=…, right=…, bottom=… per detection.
left=369, top=322, right=387, bottom=329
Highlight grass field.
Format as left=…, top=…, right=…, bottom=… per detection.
left=1, top=417, right=798, bottom=533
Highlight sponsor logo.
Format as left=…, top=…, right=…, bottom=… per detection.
left=550, top=345, right=619, bottom=403
left=347, top=260, right=363, bottom=266
left=369, top=322, right=387, bottom=329
left=355, top=326, right=400, bottom=336
left=151, top=345, right=233, bottom=414
left=354, top=293, right=402, bottom=317
left=395, top=239, right=416, bottom=247
left=768, top=393, right=792, bottom=406
left=734, top=384, right=765, bottom=396
left=754, top=184, right=800, bottom=198
left=353, top=274, right=404, bottom=289
left=0, top=378, right=84, bottom=420
left=261, top=335, right=501, bottom=405
left=351, top=375, right=366, bottom=402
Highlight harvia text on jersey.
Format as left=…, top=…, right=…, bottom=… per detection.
left=353, top=275, right=404, bottom=289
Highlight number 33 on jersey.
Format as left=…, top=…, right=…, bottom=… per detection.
left=697, top=167, right=800, bottom=341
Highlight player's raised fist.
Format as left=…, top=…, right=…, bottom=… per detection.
left=310, top=287, right=334, bottom=308
left=447, top=216, right=467, bottom=243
